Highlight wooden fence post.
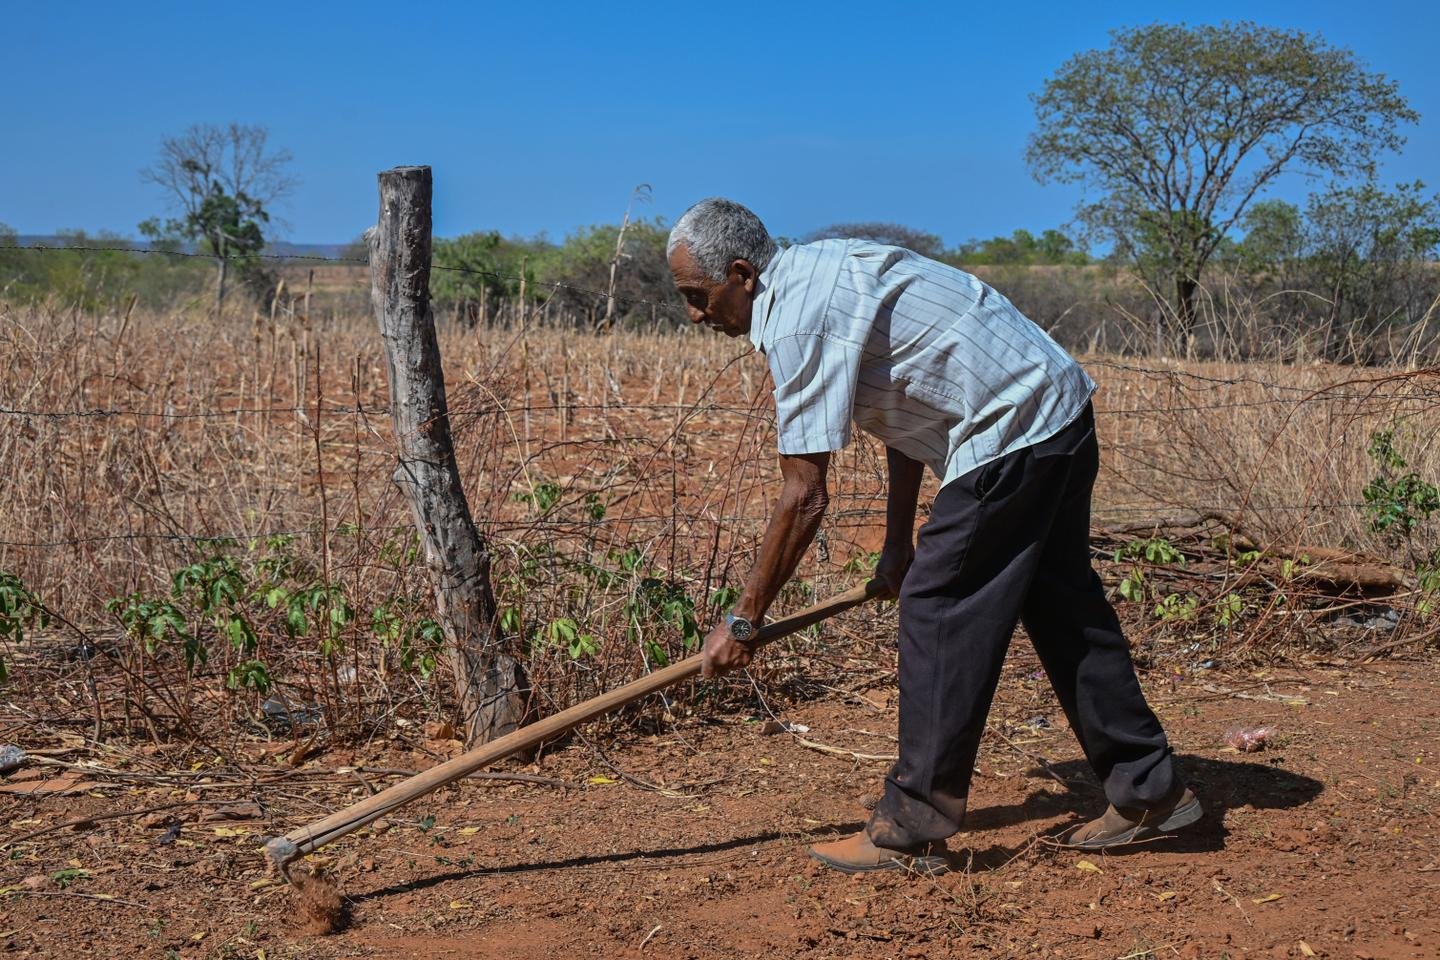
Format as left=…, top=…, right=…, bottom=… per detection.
left=366, top=165, right=528, bottom=744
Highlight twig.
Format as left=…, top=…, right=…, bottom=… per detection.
left=3, top=799, right=214, bottom=847
left=1, top=890, right=148, bottom=908
left=790, top=735, right=895, bottom=763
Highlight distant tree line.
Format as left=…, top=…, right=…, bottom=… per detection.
left=6, top=20, right=1439, bottom=362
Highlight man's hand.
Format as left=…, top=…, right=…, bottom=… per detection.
left=873, top=541, right=914, bottom=600
left=700, top=622, right=754, bottom=679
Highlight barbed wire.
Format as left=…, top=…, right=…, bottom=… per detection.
left=3, top=388, right=1431, bottom=422
left=0, top=500, right=1377, bottom=551
left=7, top=244, right=1438, bottom=405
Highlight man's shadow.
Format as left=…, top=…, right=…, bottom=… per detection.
left=350, top=754, right=1320, bottom=902
left=966, top=753, right=1324, bottom=854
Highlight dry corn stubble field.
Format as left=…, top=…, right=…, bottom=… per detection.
left=1, top=290, right=1438, bottom=959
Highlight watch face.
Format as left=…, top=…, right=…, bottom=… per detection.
left=729, top=617, right=755, bottom=642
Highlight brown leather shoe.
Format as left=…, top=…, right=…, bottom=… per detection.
left=807, top=830, right=951, bottom=875
left=1057, top=786, right=1203, bottom=850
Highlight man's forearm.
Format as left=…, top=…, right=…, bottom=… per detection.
left=733, top=468, right=829, bottom=623
left=885, top=447, right=925, bottom=545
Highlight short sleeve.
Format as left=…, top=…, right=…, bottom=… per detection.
left=767, top=333, right=859, bottom=455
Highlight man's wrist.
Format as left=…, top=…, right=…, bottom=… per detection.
left=725, top=611, right=761, bottom=645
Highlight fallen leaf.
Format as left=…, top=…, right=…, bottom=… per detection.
left=459, top=827, right=480, bottom=835
left=587, top=775, right=617, bottom=785
left=448, top=900, right=470, bottom=910
left=1075, top=859, right=1103, bottom=874
left=1155, top=891, right=1177, bottom=902
left=1252, top=893, right=1282, bottom=904
left=1299, top=942, right=1316, bottom=957
left=0, top=773, right=102, bottom=797
left=213, top=827, right=249, bottom=838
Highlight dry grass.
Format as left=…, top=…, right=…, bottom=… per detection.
left=1, top=297, right=1436, bottom=748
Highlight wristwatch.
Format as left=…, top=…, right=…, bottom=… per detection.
left=725, top=612, right=757, bottom=645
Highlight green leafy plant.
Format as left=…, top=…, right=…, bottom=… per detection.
left=1233, top=548, right=1264, bottom=567
left=1117, top=567, right=1146, bottom=603
left=514, top=481, right=563, bottom=514
left=171, top=555, right=259, bottom=657
left=0, top=571, right=49, bottom=683
left=1153, top=592, right=1199, bottom=622
left=276, top=583, right=355, bottom=654
left=1113, top=537, right=1186, bottom=566
left=708, top=585, right=741, bottom=612
left=372, top=601, right=447, bottom=677
left=226, top=659, right=273, bottom=694
left=1363, top=429, right=1440, bottom=541
left=50, top=868, right=87, bottom=889
left=1216, top=593, right=1246, bottom=628
left=107, top=594, right=202, bottom=668
left=541, top=617, right=598, bottom=660
left=842, top=551, right=882, bottom=575
left=627, top=577, right=701, bottom=666
left=1417, top=551, right=1440, bottom=621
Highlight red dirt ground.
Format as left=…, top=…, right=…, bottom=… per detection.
left=4, top=640, right=1438, bottom=960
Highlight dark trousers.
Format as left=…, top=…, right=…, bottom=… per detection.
left=867, top=403, right=1178, bottom=849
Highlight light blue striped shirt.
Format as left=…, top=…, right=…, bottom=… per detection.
left=749, top=239, right=1096, bottom=486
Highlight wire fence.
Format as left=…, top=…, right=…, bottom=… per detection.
left=4, top=239, right=1438, bottom=748
left=3, top=239, right=1438, bottom=560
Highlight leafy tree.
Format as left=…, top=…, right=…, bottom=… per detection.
left=535, top=218, right=677, bottom=328
left=1028, top=21, right=1416, bottom=349
left=1303, top=179, right=1440, bottom=360
left=951, top=228, right=1088, bottom=266
left=1235, top=199, right=1306, bottom=274
left=805, top=222, right=944, bottom=259
left=432, top=231, right=545, bottom=324
left=0, top=224, right=205, bottom=307
left=140, top=123, right=294, bottom=313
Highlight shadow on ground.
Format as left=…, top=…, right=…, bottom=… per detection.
left=352, top=754, right=1323, bottom=903
left=966, top=753, right=1324, bottom=855
left=352, top=822, right=861, bottom=902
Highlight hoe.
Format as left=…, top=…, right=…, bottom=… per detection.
left=263, top=580, right=883, bottom=918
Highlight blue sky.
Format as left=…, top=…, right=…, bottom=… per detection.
left=4, top=1, right=1437, bottom=246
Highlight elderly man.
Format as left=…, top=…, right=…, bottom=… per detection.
left=667, top=197, right=1201, bottom=874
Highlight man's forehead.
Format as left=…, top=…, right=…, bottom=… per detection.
left=668, top=244, right=706, bottom=284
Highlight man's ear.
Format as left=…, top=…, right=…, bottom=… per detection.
left=728, top=258, right=758, bottom=294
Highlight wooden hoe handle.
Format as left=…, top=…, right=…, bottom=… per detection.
left=264, top=579, right=885, bottom=873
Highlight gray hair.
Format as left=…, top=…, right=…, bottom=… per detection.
left=667, top=197, right=777, bottom=281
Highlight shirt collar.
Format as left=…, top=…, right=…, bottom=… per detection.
left=747, top=248, right=785, bottom=353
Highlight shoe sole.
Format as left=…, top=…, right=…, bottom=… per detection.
left=806, top=848, right=952, bottom=876
left=1060, top=796, right=1205, bottom=850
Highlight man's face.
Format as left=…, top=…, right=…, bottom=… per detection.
left=668, top=244, right=758, bottom=338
